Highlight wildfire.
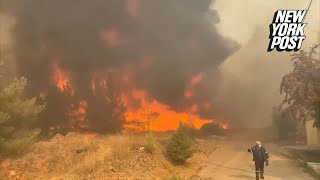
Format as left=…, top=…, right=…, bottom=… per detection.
left=52, top=61, right=73, bottom=93
left=184, top=72, right=205, bottom=99
left=18, top=0, right=234, bottom=135
left=69, top=100, right=88, bottom=130
left=50, top=62, right=227, bottom=133
left=91, top=73, right=108, bottom=92
left=124, top=100, right=213, bottom=131
left=121, top=88, right=216, bottom=132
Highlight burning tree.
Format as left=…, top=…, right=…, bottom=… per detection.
left=40, top=84, right=77, bottom=135
left=1, top=0, right=237, bottom=134
left=86, top=74, right=126, bottom=133
left=40, top=72, right=126, bottom=135
left=280, top=44, right=320, bottom=128
left=0, top=52, right=44, bottom=156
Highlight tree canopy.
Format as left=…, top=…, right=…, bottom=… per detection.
left=0, top=51, right=45, bottom=156
left=280, top=44, right=320, bottom=127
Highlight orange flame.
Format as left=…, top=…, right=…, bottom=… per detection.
left=50, top=62, right=228, bottom=132
left=100, top=66, right=227, bottom=132
left=52, top=61, right=73, bottom=94
left=69, top=100, right=88, bottom=129
left=91, top=72, right=108, bottom=92
left=122, top=88, right=214, bottom=132
left=184, top=72, right=205, bottom=99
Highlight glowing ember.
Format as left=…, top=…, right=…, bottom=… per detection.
left=69, top=100, right=88, bottom=130
left=91, top=73, right=108, bottom=92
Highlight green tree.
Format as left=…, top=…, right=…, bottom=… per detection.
left=272, top=107, right=297, bottom=140
left=0, top=57, right=44, bottom=156
left=166, top=122, right=195, bottom=163
left=280, top=44, right=320, bottom=127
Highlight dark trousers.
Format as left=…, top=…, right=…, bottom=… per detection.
left=255, top=160, right=264, bottom=173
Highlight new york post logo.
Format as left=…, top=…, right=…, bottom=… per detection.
left=268, top=10, right=307, bottom=52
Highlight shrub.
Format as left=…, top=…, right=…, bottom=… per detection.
left=144, top=132, right=157, bottom=153
left=199, top=123, right=226, bottom=136
left=166, top=122, right=195, bottom=163
left=1, top=129, right=41, bottom=156
left=272, top=107, right=297, bottom=139
left=182, top=123, right=197, bottom=140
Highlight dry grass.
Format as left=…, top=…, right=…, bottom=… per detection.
left=0, top=132, right=214, bottom=179
left=0, top=132, right=145, bottom=179
left=74, top=134, right=144, bottom=176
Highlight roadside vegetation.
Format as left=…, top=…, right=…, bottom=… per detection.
left=279, top=44, right=320, bottom=127
left=0, top=52, right=44, bottom=158
left=0, top=132, right=217, bottom=179
left=166, top=122, right=196, bottom=163
left=199, top=123, right=226, bottom=136
left=272, top=107, right=297, bottom=140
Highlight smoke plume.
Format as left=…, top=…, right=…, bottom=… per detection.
left=1, top=0, right=238, bottom=132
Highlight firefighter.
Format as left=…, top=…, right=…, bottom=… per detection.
left=248, top=141, right=269, bottom=180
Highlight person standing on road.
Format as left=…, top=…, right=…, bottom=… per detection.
left=248, top=141, right=269, bottom=180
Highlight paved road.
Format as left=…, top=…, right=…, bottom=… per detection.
left=198, top=140, right=316, bottom=180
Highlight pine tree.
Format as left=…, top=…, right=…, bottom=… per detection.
left=166, top=122, right=195, bottom=163
left=0, top=54, right=44, bottom=156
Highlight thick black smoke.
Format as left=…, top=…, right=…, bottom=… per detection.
left=1, top=0, right=238, bottom=132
